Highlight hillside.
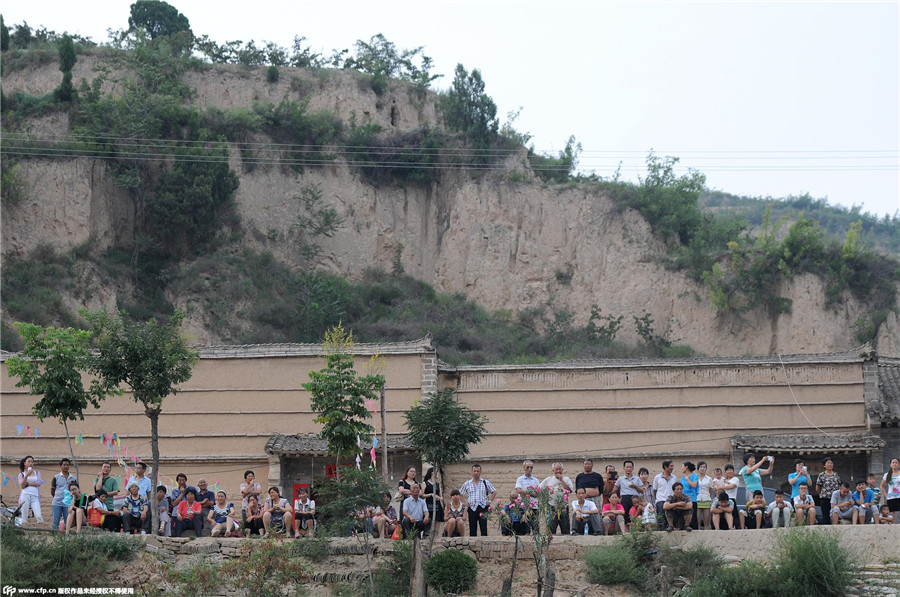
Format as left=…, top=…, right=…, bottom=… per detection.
left=2, top=35, right=899, bottom=360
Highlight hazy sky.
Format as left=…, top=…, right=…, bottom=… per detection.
left=5, top=1, right=899, bottom=217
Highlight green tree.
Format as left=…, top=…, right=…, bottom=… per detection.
left=5, top=324, right=119, bottom=481
left=128, top=0, right=192, bottom=41
left=343, top=33, right=440, bottom=93
left=440, top=64, right=498, bottom=152
left=55, top=35, right=76, bottom=102
left=1, top=15, right=9, bottom=52
left=145, top=143, right=240, bottom=257
left=633, top=153, right=706, bottom=245
left=403, top=388, right=488, bottom=501
left=304, top=324, right=384, bottom=479
left=83, top=308, right=198, bottom=534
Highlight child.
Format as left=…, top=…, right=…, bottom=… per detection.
left=877, top=504, right=894, bottom=525
left=867, top=474, right=882, bottom=505
left=710, top=490, right=735, bottom=530
left=852, top=479, right=877, bottom=524
left=502, top=491, right=529, bottom=536
left=642, top=496, right=657, bottom=526
left=766, top=490, right=793, bottom=528
left=741, top=490, right=767, bottom=529
left=629, top=495, right=646, bottom=524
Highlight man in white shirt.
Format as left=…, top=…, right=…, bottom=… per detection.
left=401, top=484, right=430, bottom=539
left=460, top=464, right=496, bottom=536
left=516, top=460, right=541, bottom=533
left=541, top=462, right=574, bottom=535
left=570, top=488, right=600, bottom=535
left=652, top=460, right=676, bottom=530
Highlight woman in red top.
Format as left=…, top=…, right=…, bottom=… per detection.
left=175, top=488, right=203, bottom=537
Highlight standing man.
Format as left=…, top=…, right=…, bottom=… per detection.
left=196, top=479, right=216, bottom=534
left=602, top=465, right=619, bottom=505
left=516, top=460, right=541, bottom=533
left=541, top=462, right=574, bottom=535
left=126, top=462, right=153, bottom=534
left=614, top=460, right=642, bottom=524
left=653, top=460, right=677, bottom=530
left=460, top=464, right=496, bottom=536
left=575, top=458, right=604, bottom=535
left=51, top=458, right=77, bottom=531
left=94, top=462, right=121, bottom=531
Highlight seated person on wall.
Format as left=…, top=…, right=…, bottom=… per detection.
left=628, top=496, right=649, bottom=529
left=710, top=491, right=735, bottom=531
left=122, top=482, right=149, bottom=535
left=443, top=490, right=467, bottom=538
left=501, top=491, right=530, bottom=536
left=240, top=470, right=262, bottom=522
left=169, top=473, right=196, bottom=514
left=89, top=489, right=121, bottom=530
left=830, top=482, right=856, bottom=525
left=641, top=496, right=657, bottom=528
left=602, top=492, right=628, bottom=535
left=401, top=483, right=430, bottom=539
left=156, top=486, right=172, bottom=537
left=663, top=482, right=693, bottom=532
left=243, top=495, right=265, bottom=537
left=174, top=488, right=204, bottom=537
left=793, top=483, right=817, bottom=526
left=65, top=482, right=90, bottom=535
left=741, top=490, right=768, bottom=530
left=263, top=487, right=293, bottom=536
left=353, top=505, right=373, bottom=536
left=852, top=480, right=878, bottom=525
left=209, top=491, right=240, bottom=537
left=766, top=490, right=793, bottom=528
left=877, top=504, right=895, bottom=525
left=292, top=487, right=316, bottom=538
left=373, top=491, right=399, bottom=539
left=571, top=487, right=600, bottom=535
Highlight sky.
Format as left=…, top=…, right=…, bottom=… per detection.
left=4, top=1, right=899, bottom=218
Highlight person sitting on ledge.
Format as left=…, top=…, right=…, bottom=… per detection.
left=601, top=492, right=628, bottom=535
left=157, top=486, right=172, bottom=537
left=122, top=482, right=149, bottom=535
left=663, top=482, right=693, bottom=532
left=292, top=487, right=316, bottom=538
left=209, top=491, right=240, bottom=537
left=401, top=483, right=430, bottom=539
left=174, top=488, right=203, bottom=537
left=766, top=490, right=793, bottom=528
left=571, top=487, right=600, bottom=535
left=65, top=481, right=90, bottom=535
left=244, top=494, right=265, bottom=537
left=741, top=490, right=768, bottom=530
left=793, top=483, right=817, bottom=526
left=263, top=487, right=293, bottom=536
left=830, top=482, right=855, bottom=525
left=372, top=491, right=398, bottom=539
left=710, top=490, right=735, bottom=531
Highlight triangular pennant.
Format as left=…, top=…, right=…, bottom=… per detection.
left=25, top=426, right=31, bottom=436
left=16, top=425, right=24, bottom=436
left=372, top=437, right=379, bottom=449
left=355, top=454, right=361, bottom=470
left=370, top=447, right=377, bottom=463
left=34, top=428, right=39, bottom=438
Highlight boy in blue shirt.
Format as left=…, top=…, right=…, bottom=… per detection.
left=852, top=480, right=877, bottom=524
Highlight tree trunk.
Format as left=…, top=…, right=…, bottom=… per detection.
left=149, top=408, right=160, bottom=534
left=410, top=535, right=426, bottom=597
left=544, top=568, right=556, bottom=597
left=380, top=386, right=387, bottom=484
left=501, top=534, right=520, bottom=597
left=63, top=419, right=79, bottom=483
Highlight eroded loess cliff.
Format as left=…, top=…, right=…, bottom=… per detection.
left=3, top=54, right=897, bottom=356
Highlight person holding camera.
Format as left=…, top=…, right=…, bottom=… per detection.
left=739, top=453, right=774, bottom=497
left=602, top=465, right=619, bottom=506
left=788, top=459, right=812, bottom=500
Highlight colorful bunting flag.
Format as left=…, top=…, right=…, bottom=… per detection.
left=355, top=454, right=361, bottom=470
left=34, top=429, right=39, bottom=438
left=25, top=426, right=31, bottom=436
left=16, top=425, right=24, bottom=436
left=370, top=447, right=377, bottom=463
left=372, top=437, right=379, bottom=449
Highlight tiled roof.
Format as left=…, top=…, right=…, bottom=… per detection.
left=447, top=345, right=874, bottom=372
left=873, top=359, right=900, bottom=422
left=265, top=433, right=415, bottom=455
left=730, top=433, right=885, bottom=453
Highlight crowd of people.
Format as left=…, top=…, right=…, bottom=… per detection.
left=13, top=454, right=900, bottom=538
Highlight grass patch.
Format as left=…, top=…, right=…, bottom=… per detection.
left=0, top=525, right=140, bottom=589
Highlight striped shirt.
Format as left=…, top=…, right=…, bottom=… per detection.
left=460, top=478, right=496, bottom=511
